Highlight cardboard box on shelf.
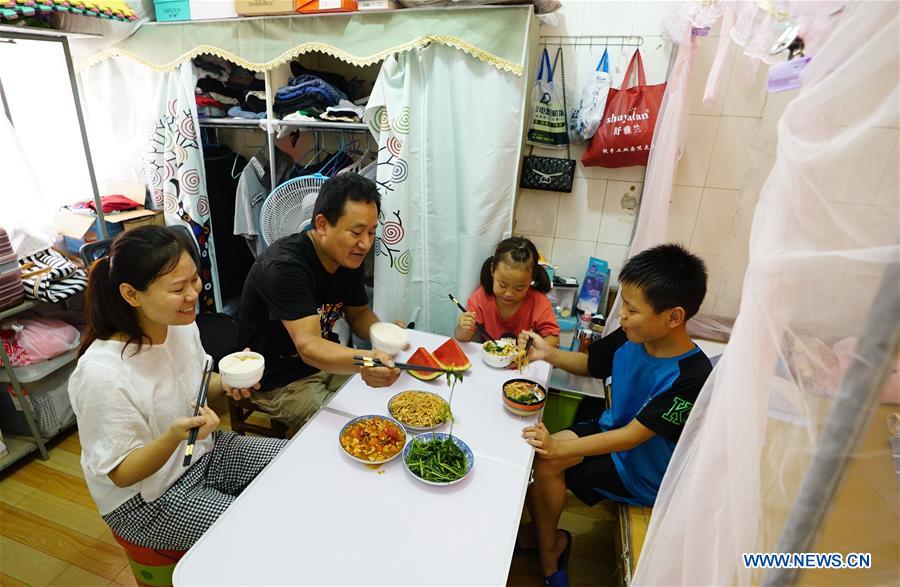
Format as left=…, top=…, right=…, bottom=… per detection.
left=295, top=0, right=357, bottom=14
left=189, top=0, right=238, bottom=20
left=55, top=187, right=164, bottom=256
left=357, top=0, right=400, bottom=9
left=236, top=0, right=296, bottom=15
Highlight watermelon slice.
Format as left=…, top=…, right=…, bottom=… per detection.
left=432, top=338, right=472, bottom=372
left=407, top=347, right=443, bottom=381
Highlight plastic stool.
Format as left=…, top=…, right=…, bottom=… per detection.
left=111, top=532, right=187, bottom=587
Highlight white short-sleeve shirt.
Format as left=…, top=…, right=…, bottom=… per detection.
left=68, top=324, right=213, bottom=515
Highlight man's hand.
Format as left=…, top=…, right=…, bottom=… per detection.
left=361, top=349, right=401, bottom=388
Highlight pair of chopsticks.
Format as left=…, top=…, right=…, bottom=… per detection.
left=353, top=355, right=450, bottom=374
left=447, top=294, right=498, bottom=344
left=519, top=337, right=534, bottom=372
left=183, top=358, right=213, bottom=467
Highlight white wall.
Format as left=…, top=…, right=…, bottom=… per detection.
left=514, top=0, right=673, bottom=296
left=514, top=1, right=899, bottom=318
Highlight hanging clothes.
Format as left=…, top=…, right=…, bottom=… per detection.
left=203, top=144, right=254, bottom=305
left=234, top=146, right=293, bottom=257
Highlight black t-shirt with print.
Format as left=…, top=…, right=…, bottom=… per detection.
left=587, top=328, right=711, bottom=443
left=238, top=232, right=368, bottom=389
left=634, top=351, right=711, bottom=443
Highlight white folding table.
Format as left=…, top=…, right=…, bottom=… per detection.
left=174, top=330, right=552, bottom=586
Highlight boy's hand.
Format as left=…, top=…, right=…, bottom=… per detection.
left=457, top=312, right=477, bottom=336
left=522, top=422, right=559, bottom=458
left=361, top=350, right=401, bottom=388
left=518, top=330, right=552, bottom=364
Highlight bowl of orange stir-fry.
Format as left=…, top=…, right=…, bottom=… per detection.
left=339, top=415, right=407, bottom=465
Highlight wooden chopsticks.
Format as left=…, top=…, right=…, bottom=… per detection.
left=353, top=355, right=450, bottom=374
left=183, top=358, right=213, bottom=467
left=519, top=337, right=534, bottom=372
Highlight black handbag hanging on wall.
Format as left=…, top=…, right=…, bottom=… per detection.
left=520, top=46, right=576, bottom=193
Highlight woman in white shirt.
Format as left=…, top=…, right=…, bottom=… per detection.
left=68, top=225, right=286, bottom=550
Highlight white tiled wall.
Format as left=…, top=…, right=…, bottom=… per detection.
left=514, top=1, right=900, bottom=318
left=514, top=1, right=672, bottom=287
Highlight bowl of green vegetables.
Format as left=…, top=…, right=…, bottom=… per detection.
left=403, top=432, right=474, bottom=486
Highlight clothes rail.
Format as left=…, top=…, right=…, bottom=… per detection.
left=539, top=35, right=644, bottom=47
left=196, top=118, right=369, bottom=134
left=197, top=118, right=267, bottom=130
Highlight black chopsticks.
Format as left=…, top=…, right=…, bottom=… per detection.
left=183, top=358, right=213, bottom=467
left=447, top=293, right=497, bottom=344
left=353, top=355, right=450, bottom=374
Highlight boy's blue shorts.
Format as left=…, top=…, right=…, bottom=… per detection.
left=563, top=420, right=634, bottom=506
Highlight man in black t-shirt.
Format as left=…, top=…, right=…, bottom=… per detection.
left=233, top=175, right=401, bottom=431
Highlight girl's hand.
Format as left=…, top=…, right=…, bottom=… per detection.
left=165, top=404, right=219, bottom=443
left=518, top=330, right=551, bottom=363
left=522, top=422, right=558, bottom=458
left=224, top=382, right=260, bottom=401
left=457, top=312, right=477, bottom=336
left=195, top=405, right=220, bottom=440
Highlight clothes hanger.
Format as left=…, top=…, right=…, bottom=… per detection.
left=229, top=129, right=256, bottom=179
left=318, top=132, right=350, bottom=177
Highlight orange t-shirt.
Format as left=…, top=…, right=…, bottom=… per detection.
left=466, top=287, right=560, bottom=341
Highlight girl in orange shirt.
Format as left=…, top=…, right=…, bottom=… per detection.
left=455, top=237, right=560, bottom=348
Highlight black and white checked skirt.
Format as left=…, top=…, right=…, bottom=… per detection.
left=103, top=431, right=286, bottom=550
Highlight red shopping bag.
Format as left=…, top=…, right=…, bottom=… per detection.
left=582, top=50, right=666, bottom=168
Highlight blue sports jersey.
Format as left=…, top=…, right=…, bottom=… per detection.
left=587, top=329, right=712, bottom=506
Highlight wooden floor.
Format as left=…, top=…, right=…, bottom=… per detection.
left=0, top=395, right=620, bottom=587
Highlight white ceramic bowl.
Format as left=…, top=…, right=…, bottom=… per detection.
left=481, top=339, right=517, bottom=369
left=369, top=322, right=408, bottom=356
left=218, top=351, right=265, bottom=389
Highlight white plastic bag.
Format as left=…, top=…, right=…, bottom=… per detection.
left=526, top=47, right=569, bottom=148
left=571, top=48, right=612, bottom=141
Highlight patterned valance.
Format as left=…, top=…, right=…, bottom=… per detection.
left=76, top=6, right=531, bottom=75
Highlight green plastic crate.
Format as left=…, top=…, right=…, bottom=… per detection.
left=542, top=390, right=582, bottom=433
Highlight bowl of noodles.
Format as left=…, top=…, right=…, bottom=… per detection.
left=502, top=378, right=547, bottom=416
left=388, top=390, right=450, bottom=431
left=482, top=338, right=518, bottom=368
left=339, top=415, right=407, bottom=465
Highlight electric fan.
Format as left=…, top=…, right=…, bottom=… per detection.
left=259, top=174, right=327, bottom=246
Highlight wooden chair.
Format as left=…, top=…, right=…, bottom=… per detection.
left=615, top=504, right=652, bottom=587
left=227, top=396, right=288, bottom=438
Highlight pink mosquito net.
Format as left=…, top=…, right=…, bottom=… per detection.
left=619, top=2, right=899, bottom=585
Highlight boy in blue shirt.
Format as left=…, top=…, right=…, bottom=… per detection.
left=518, top=244, right=712, bottom=587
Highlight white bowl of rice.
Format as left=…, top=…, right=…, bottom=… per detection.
left=218, top=351, right=265, bottom=389
left=369, top=322, right=408, bottom=356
